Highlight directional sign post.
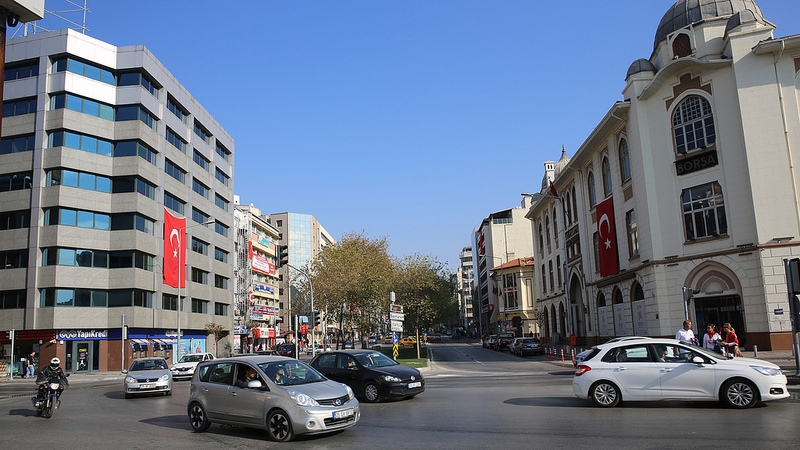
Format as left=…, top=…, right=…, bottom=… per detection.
left=390, top=304, right=403, bottom=359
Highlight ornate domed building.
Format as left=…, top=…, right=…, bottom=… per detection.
left=528, top=0, right=800, bottom=350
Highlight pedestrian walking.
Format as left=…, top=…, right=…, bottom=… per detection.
left=675, top=320, right=699, bottom=345
left=25, top=351, right=36, bottom=378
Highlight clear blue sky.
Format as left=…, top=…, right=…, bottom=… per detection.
left=30, top=1, right=800, bottom=272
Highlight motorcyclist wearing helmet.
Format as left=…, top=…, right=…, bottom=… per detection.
left=35, top=357, right=69, bottom=403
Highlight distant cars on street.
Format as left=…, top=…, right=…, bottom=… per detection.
left=170, top=352, right=215, bottom=380
left=510, top=337, right=544, bottom=356
left=494, top=333, right=515, bottom=351
left=573, top=338, right=789, bottom=408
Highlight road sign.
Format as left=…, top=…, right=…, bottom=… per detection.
left=390, top=312, right=404, bottom=321
left=390, top=321, right=403, bottom=332
left=390, top=304, right=403, bottom=313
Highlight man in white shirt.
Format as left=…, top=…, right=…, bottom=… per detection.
left=675, top=320, right=698, bottom=345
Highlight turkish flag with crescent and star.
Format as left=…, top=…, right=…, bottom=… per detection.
left=596, top=196, right=619, bottom=277
left=163, top=208, right=186, bottom=288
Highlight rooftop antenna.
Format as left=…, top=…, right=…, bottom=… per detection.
left=13, top=0, right=88, bottom=37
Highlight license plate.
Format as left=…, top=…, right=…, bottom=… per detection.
left=408, top=381, right=422, bottom=388
left=333, top=409, right=354, bottom=419
left=139, top=384, right=153, bottom=389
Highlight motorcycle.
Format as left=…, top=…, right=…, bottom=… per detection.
left=31, top=373, right=69, bottom=418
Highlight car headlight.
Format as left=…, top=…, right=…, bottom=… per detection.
left=125, top=376, right=136, bottom=383
left=382, top=375, right=402, bottom=383
left=343, top=384, right=354, bottom=400
left=287, top=390, right=319, bottom=407
left=750, top=365, right=783, bottom=376
left=159, top=374, right=170, bottom=382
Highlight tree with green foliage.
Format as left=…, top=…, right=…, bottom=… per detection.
left=392, top=254, right=455, bottom=358
left=310, top=232, right=394, bottom=348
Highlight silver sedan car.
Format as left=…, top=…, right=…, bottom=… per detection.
left=123, top=357, right=173, bottom=398
left=187, top=356, right=360, bottom=442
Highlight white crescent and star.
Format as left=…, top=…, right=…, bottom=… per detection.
left=599, top=213, right=613, bottom=249
left=170, top=229, right=181, bottom=258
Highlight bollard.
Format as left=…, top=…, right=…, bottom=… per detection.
left=561, top=348, right=565, bottom=363
left=571, top=348, right=575, bottom=363
left=753, top=344, right=758, bottom=359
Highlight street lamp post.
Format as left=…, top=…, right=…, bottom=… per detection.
left=287, top=264, right=315, bottom=357
left=176, top=219, right=214, bottom=361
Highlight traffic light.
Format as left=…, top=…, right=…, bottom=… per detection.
left=277, top=244, right=289, bottom=268
left=313, top=311, right=320, bottom=328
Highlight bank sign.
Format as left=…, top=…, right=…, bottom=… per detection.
left=57, top=329, right=109, bottom=340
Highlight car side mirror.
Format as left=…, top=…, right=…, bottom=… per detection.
left=692, top=356, right=705, bottom=365
left=247, top=379, right=263, bottom=389
left=121, top=369, right=128, bottom=374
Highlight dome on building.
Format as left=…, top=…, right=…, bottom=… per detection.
left=626, top=58, right=657, bottom=79
left=654, top=0, right=766, bottom=49
left=554, top=146, right=570, bottom=176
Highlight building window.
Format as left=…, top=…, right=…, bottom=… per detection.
left=215, top=168, right=230, bottom=187
left=194, top=150, right=210, bottom=171
left=548, top=261, right=554, bottom=291
left=0, top=249, right=28, bottom=269
left=601, top=156, right=612, bottom=198
left=214, top=302, right=228, bottom=316
left=47, top=169, right=111, bottom=193
left=165, top=159, right=185, bottom=183
left=541, top=265, right=547, bottom=293
left=681, top=181, right=727, bottom=241
left=545, top=216, right=551, bottom=251
left=192, top=178, right=210, bottom=199
left=0, top=290, right=26, bottom=309
left=673, top=95, right=715, bottom=155
left=114, top=140, right=156, bottom=165
left=167, top=96, right=187, bottom=123
left=626, top=209, right=639, bottom=257
left=215, top=194, right=229, bottom=212
left=214, top=221, right=229, bottom=238
left=552, top=207, right=558, bottom=248
left=164, top=192, right=185, bottom=215
left=162, top=294, right=178, bottom=311
left=214, top=275, right=228, bottom=290
left=115, top=105, right=157, bottom=129
left=191, top=268, right=209, bottom=285
left=1, top=134, right=36, bottom=154
left=613, top=288, right=624, bottom=304
left=194, top=121, right=212, bottom=144
left=556, top=255, right=561, bottom=287
left=5, top=60, right=39, bottom=80
left=43, top=208, right=109, bottom=230
left=52, top=57, right=115, bottom=85
left=215, top=142, right=230, bottom=162
left=192, top=238, right=209, bottom=256
left=538, top=223, right=544, bottom=256
left=166, top=128, right=186, bottom=153
left=50, top=93, right=114, bottom=120
left=192, top=208, right=210, bottom=225
left=672, top=33, right=692, bottom=58
left=3, top=97, right=36, bottom=117
left=118, top=71, right=159, bottom=98
left=49, top=130, right=113, bottom=156
left=0, top=171, right=33, bottom=192
left=214, top=247, right=228, bottom=263
left=191, top=298, right=208, bottom=314
left=593, top=232, right=599, bottom=273
left=619, top=138, right=631, bottom=182
left=587, top=172, right=597, bottom=207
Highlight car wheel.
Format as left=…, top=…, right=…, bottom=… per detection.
left=363, top=382, right=381, bottom=403
left=188, top=402, right=211, bottom=432
left=721, top=379, right=758, bottom=409
left=267, top=409, right=294, bottom=442
left=165, top=390, right=172, bottom=396
left=590, top=381, right=621, bottom=407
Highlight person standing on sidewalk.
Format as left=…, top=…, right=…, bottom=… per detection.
left=25, top=351, right=36, bottom=378
left=675, top=320, right=699, bottom=346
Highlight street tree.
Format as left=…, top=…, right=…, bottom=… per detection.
left=392, top=254, right=455, bottom=357
left=310, top=231, right=394, bottom=348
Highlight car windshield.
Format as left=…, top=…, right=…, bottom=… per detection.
left=179, top=355, right=203, bottom=363
left=522, top=338, right=538, bottom=344
left=355, top=351, right=398, bottom=368
left=130, top=359, right=167, bottom=371
left=258, top=360, right=325, bottom=386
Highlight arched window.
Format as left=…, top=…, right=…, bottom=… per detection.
left=613, top=288, right=624, bottom=304
left=572, top=186, right=577, bottom=219
left=597, top=292, right=606, bottom=307
left=556, top=255, right=562, bottom=287
left=552, top=207, right=558, bottom=248
left=538, top=223, right=544, bottom=254
left=545, top=216, right=551, bottom=250
left=587, top=172, right=597, bottom=207
left=565, top=191, right=572, bottom=224
left=548, top=260, right=554, bottom=290
left=631, top=281, right=644, bottom=302
left=673, top=95, right=715, bottom=155
left=541, top=265, right=547, bottom=293
left=619, top=138, right=631, bottom=182
left=672, top=33, right=692, bottom=58
left=602, top=156, right=612, bottom=197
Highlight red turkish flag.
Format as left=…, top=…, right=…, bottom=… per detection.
left=163, top=208, right=186, bottom=288
left=549, top=181, right=558, bottom=198
left=596, top=196, right=619, bottom=277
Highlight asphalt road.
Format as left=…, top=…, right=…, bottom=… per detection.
left=1, top=341, right=798, bottom=450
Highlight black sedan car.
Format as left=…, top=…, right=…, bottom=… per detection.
left=309, top=350, right=424, bottom=403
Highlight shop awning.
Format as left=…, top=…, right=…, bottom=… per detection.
left=153, top=338, right=173, bottom=346
left=130, top=339, right=150, bottom=346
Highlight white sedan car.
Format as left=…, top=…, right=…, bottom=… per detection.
left=573, top=338, right=788, bottom=408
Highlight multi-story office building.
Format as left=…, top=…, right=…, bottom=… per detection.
left=527, top=0, right=800, bottom=350
left=456, top=246, right=474, bottom=330
left=267, top=212, right=335, bottom=329
left=233, top=197, right=281, bottom=353
left=0, top=30, right=235, bottom=372
left=472, top=196, right=534, bottom=338
left=490, top=257, right=538, bottom=337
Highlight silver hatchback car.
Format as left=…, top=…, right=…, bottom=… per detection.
left=187, top=356, right=360, bottom=442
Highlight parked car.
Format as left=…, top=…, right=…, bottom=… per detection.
left=511, top=337, right=544, bottom=356
left=309, top=349, right=424, bottom=403
left=276, top=343, right=297, bottom=358
left=188, top=355, right=360, bottom=441
left=123, top=357, right=172, bottom=398
left=494, top=333, right=515, bottom=351
left=170, top=352, right=215, bottom=380
left=483, top=334, right=497, bottom=349
left=573, top=338, right=789, bottom=408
